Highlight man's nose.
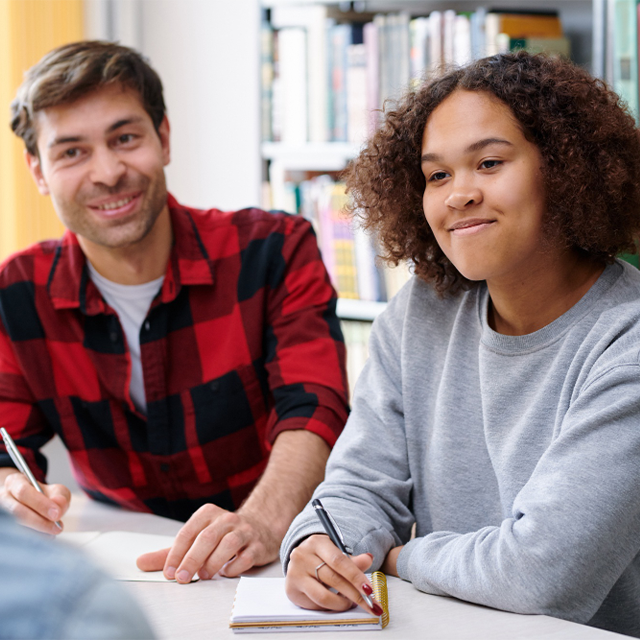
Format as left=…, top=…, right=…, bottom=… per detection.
left=88, top=147, right=126, bottom=187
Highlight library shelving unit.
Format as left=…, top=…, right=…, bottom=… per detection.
left=260, top=0, right=598, bottom=325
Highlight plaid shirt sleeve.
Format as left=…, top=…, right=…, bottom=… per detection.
left=258, top=211, right=349, bottom=445
left=0, top=252, right=57, bottom=479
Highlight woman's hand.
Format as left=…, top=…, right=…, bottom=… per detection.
left=285, top=534, right=384, bottom=616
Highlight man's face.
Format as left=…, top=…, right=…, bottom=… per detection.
left=27, top=84, right=170, bottom=250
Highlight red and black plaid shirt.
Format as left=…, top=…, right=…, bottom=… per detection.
left=0, top=194, right=349, bottom=521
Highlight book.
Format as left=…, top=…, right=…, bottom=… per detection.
left=277, top=27, right=308, bottom=144
left=505, top=36, right=571, bottom=57
left=346, top=43, right=368, bottom=144
left=271, top=5, right=331, bottom=143
left=364, top=20, right=380, bottom=134
left=485, top=11, right=563, bottom=56
left=342, top=319, right=373, bottom=398
left=229, top=572, right=389, bottom=633
left=611, top=0, right=638, bottom=121
left=260, top=20, right=274, bottom=142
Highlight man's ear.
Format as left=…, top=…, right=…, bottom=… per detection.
left=158, top=115, right=171, bottom=167
left=25, top=151, right=50, bottom=196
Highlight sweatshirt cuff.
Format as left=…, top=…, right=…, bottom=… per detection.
left=396, top=537, right=421, bottom=582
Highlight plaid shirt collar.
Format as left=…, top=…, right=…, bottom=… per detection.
left=46, top=193, right=215, bottom=315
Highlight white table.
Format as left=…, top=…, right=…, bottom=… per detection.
left=64, top=495, right=624, bottom=640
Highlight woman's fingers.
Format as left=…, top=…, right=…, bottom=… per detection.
left=286, top=534, right=381, bottom=615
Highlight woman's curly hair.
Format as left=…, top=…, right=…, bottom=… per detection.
left=344, top=51, right=640, bottom=295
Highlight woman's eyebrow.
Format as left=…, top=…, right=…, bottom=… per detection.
left=421, top=137, right=513, bottom=163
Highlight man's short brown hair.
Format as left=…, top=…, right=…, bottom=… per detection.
left=11, top=40, right=166, bottom=156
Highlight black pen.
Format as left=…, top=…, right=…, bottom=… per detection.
left=312, top=498, right=376, bottom=611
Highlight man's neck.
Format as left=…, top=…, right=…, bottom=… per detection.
left=78, top=205, right=173, bottom=285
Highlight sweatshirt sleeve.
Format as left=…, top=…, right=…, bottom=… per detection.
left=281, top=282, right=416, bottom=570
left=397, top=349, right=640, bottom=624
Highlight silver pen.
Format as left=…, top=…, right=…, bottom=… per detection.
left=0, top=427, right=63, bottom=530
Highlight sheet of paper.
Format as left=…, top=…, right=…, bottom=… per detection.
left=58, top=530, right=196, bottom=582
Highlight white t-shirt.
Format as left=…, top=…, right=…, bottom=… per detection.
left=87, top=262, right=164, bottom=414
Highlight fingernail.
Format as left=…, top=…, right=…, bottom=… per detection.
left=365, top=553, right=373, bottom=559
left=199, top=569, right=210, bottom=580
left=48, top=508, right=59, bottom=520
left=165, top=566, right=176, bottom=580
left=362, top=583, right=373, bottom=595
left=176, top=570, right=190, bottom=583
left=372, top=602, right=384, bottom=616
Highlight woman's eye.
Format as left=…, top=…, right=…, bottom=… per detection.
left=480, top=159, right=501, bottom=170
left=429, top=171, right=449, bottom=182
left=63, top=148, right=79, bottom=158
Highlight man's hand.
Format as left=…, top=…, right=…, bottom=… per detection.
left=137, top=503, right=281, bottom=583
left=137, top=430, right=331, bottom=583
left=0, top=468, right=71, bottom=535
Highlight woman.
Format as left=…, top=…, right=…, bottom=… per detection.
left=281, top=51, right=640, bottom=638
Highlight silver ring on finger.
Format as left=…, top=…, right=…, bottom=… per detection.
left=314, top=561, right=327, bottom=582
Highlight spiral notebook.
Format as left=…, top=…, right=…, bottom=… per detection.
left=229, top=572, right=389, bottom=633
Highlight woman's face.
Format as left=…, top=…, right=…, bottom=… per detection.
left=421, top=89, right=548, bottom=286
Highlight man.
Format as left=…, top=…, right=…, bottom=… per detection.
left=0, top=41, right=348, bottom=584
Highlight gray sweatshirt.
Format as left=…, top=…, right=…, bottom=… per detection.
left=281, top=260, right=640, bottom=637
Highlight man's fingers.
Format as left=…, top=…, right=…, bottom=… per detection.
left=0, top=494, right=62, bottom=535
left=136, top=547, right=170, bottom=572
left=44, top=483, right=72, bottom=516
left=2, top=474, right=65, bottom=532
left=162, top=503, right=227, bottom=580
left=180, top=518, right=246, bottom=581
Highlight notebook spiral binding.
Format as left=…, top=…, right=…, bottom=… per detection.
left=371, top=571, right=389, bottom=629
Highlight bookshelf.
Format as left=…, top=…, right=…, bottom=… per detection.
left=259, top=0, right=607, bottom=393
left=261, top=0, right=598, bottom=312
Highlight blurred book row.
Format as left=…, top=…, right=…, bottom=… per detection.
left=266, top=174, right=410, bottom=302
left=261, top=5, right=569, bottom=145
left=341, top=319, right=372, bottom=400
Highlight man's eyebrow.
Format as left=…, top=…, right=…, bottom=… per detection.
left=421, top=137, right=513, bottom=163
left=106, top=116, right=144, bottom=133
left=48, top=135, right=82, bottom=149
left=48, top=116, right=145, bottom=148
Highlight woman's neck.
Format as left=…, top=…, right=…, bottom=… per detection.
left=487, top=249, right=605, bottom=336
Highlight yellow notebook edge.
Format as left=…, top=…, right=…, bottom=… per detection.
left=371, top=571, right=390, bottom=629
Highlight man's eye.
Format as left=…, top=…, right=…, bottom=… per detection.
left=63, top=148, right=79, bottom=158
left=118, top=133, right=135, bottom=144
